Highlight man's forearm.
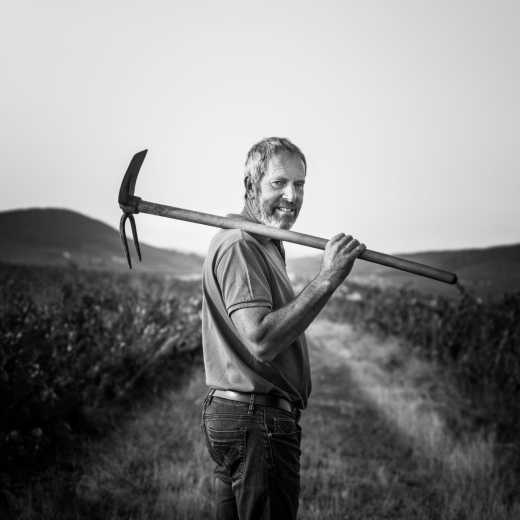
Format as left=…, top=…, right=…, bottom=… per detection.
left=254, top=273, right=338, bottom=361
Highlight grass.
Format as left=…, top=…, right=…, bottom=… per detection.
left=8, top=370, right=214, bottom=519
left=7, top=319, right=520, bottom=519
left=303, top=319, right=519, bottom=519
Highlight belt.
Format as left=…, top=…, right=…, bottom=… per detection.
left=211, top=389, right=296, bottom=413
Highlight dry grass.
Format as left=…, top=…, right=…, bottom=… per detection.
left=10, top=320, right=519, bottom=519
left=305, top=319, right=519, bottom=519
left=11, top=370, right=214, bottom=519
left=75, top=374, right=215, bottom=519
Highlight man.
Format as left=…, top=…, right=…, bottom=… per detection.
left=201, top=137, right=365, bottom=519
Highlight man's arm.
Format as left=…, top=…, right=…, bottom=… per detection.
left=230, top=233, right=366, bottom=362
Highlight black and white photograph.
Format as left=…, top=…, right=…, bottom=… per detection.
left=1, top=1, right=519, bottom=518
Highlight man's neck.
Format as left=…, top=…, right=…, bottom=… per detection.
left=238, top=201, right=270, bottom=245
left=240, top=200, right=285, bottom=263
left=241, top=199, right=261, bottom=224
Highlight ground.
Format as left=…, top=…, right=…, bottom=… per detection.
left=14, top=319, right=518, bottom=519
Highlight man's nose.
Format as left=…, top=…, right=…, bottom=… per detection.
left=282, top=184, right=297, bottom=202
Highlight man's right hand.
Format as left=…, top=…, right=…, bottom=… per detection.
left=319, top=233, right=366, bottom=288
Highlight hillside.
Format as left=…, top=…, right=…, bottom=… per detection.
left=287, top=242, right=520, bottom=299
left=0, top=208, right=204, bottom=277
left=2, top=208, right=517, bottom=297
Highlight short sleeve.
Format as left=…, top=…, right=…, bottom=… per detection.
left=215, top=239, right=273, bottom=316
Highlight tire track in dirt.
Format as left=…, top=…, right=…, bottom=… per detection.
left=299, top=320, right=438, bottom=518
left=300, top=318, right=507, bottom=519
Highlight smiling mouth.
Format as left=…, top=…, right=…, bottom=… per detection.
left=276, top=207, right=295, bottom=215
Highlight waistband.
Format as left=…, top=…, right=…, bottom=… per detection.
left=210, top=389, right=298, bottom=414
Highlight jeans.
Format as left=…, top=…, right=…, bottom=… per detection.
left=201, top=391, right=302, bottom=520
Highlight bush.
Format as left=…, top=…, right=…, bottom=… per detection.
left=322, top=282, right=520, bottom=437
left=0, top=264, right=202, bottom=469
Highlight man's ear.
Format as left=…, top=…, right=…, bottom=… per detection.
left=244, top=176, right=254, bottom=199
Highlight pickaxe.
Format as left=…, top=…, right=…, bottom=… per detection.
left=118, top=149, right=457, bottom=285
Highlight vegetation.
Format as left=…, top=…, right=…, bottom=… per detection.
left=0, top=263, right=202, bottom=474
left=321, top=281, right=520, bottom=439
left=1, top=262, right=519, bottom=518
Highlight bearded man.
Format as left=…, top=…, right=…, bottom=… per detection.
left=201, top=137, right=365, bottom=519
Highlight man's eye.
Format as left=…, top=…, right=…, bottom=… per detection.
left=272, top=181, right=284, bottom=187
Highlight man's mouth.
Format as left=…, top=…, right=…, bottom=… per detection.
left=275, top=207, right=295, bottom=215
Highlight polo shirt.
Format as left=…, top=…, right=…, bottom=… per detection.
left=201, top=207, right=312, bottom=409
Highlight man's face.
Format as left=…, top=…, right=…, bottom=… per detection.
left=248, top=152, right=306, bottom=230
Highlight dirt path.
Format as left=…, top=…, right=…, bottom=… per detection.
left=301, top=319, right=507, bottom=519
left=300, top=320, right=439, bottom=518
left=17, top=319, right=515, bottom=519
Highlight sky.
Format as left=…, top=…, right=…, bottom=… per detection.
left=1, top=1, right=518, bottom=259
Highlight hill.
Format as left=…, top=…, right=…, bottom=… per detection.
left=2, top=208, right=517, bottom=297
left=0, top=208, right=204, bottom=277
left=287, top=242, right=520, bottom=299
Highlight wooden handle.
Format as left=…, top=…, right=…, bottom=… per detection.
left=138, top=199, right=457, bottom=285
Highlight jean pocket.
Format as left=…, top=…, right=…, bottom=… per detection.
left=266, top=417, right=301, bottom=477
left=204, top=418, right=247, bottom=474
left=271, top=416, right=300, bottom=436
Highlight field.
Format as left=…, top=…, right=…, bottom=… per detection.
left=1, top=263, right=519, bottom=519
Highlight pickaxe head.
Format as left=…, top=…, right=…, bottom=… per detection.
left=118, top=149, right=147, bottom=268
left=118, top=149, right=147, bottom=212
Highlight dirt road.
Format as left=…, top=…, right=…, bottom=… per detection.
left=21, top=318, right=514, bottom=519
left=299, top=319, right=511, bottom=519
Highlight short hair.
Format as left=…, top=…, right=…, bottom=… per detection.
left=243, top=137, right=306, bottom=197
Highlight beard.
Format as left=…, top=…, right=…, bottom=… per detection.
left=248, top=192, right=299, bottom=230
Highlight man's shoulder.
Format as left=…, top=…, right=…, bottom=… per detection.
left=207, top=227, right=263, bottom=259
left=202, top=229, right=268, bottom=282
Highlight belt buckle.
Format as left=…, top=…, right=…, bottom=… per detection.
left=286, top=400, right=300, bottom=417
left=280, top=397, right=293, bottom=413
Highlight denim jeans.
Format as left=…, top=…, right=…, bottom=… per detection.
left=201, top=391, right=302, bottom=520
